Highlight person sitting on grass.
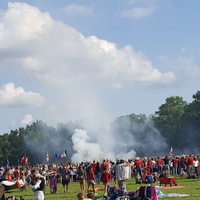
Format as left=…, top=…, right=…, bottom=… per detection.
left=87, top=192, right=95, bottom=199
left=135, top=173, right=142, bottom=184
left=146, top=173, right=153, bottom=185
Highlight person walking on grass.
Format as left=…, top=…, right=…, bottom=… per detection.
left=77, top=165, right=87, bottom=193
left=86, top=165, right=96, bottom=195
left=61, top=165, right=70, bottom=193
left=101, top=166, right=111, bottom=196
left=94, top=162, right=101, bottom=185
left=29, top=169, right=45, bottom=200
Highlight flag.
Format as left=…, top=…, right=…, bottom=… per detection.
left=20, top=153, right=26, bottom=163
left=25, top=157, right=28, bottom=165
left=60, top=150, right=67, bottom=158
left=55, top=153, right=60, bottom=159
left=46, top=152, right=49, bottom=162
left=6, top=158, right=9, bottom=166
left=6, top=158, right=9, bottom=169
left=169, top=146, right=173, bottom=156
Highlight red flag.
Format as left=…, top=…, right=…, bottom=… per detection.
left=46, top=152, right=49, bottom=162
left=20, top=153, right=26, bottom=163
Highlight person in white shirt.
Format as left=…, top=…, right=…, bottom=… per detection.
left=29, top=170, right=45, bottom=200
left=193, top=157, right=199, bottom=178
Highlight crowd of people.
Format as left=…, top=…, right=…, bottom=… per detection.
left=0, top=154, right=199, bottom=199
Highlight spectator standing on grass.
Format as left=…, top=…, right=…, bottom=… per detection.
left=172, top=156, right=178, bottom=175
left=94, top=162, right=101, bottom=184
left=5, top=167, right=13, bottom=181
left=48, top=164, right=58, bottom=194
left=61, top=165, right=70, bottom=193
left=197, top=157, right=200, bottom=179
left=72, top=166, right=77, bottom=182
left=29, top=169, right=45, bottom=200
left=77, top=165, right=87, bottom=193
left=40, top=165, right=47, bottom=194
left=101, top=159, right=109, bottom=171
left=193, top=156, right=199, bottom=178
left=187, top=155, right=194, bottom=178
left=156, top=157, right=163, bottom=173
left=13, top=166, right=20, bottom=180
left=86, top=165, right=95, bottom=195
left=91, top=161, right=97, bottom=172
left=70, top=166, right=74, bottom=182
left=147, top=158, right=153, bottom=173
left=101, top=166, right=112, bottom=196
left=163, top=156, right=169, bottom=174
left=134, top=157, right=143, bottom=178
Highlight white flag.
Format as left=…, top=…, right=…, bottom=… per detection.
left=60, top=150, right=67, bottom=158
left=46, top=152, right=49, bottom=162
left=169, top=147, right=173, bottom=156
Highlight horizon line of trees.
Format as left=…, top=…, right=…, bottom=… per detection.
left=0, top=91, right=199, bottom=165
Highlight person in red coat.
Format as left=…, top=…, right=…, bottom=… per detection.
left=187, top=155, right=194, bottom=178
left=135, top=157, right=144, bottom=177
left=86, top=166, right=95, bottom=194
left=101, top=166, right=111, bottom=195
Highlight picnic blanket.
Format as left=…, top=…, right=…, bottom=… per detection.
left=156, top=186, right=190, bottom=198
left=107, top=185, right=159, bottom=200
left=1, top=180, right=26, bottom=191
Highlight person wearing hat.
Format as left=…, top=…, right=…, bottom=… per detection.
left=29, top=169, right=45, bottom=200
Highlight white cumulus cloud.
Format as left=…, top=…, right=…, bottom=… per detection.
left=0, top=82, right=45, bottom=107
left=62, top=4, right=94, bottom=16
left=121, top=6, right=156, bottom=19
left=0, top=2, right=175, bottom=89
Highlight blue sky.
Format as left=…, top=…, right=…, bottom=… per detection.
left=0, top=0, right=200, bottom=134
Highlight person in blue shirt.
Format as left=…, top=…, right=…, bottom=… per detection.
left=146, top=173, right=153, bottom=185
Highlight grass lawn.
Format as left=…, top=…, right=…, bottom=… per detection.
left=4, top=176, right=200, bottom=200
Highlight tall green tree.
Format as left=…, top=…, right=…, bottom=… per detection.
left=180, top=91, right=200, bottom=150
left=153, top=96, right=187, bottom=148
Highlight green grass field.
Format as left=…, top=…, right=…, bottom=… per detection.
left=4, top=176, right=200, bottom=200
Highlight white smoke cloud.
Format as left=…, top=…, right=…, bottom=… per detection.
left=71, top=128, right=136, bottom=163
left=71, top=129, right=103, bottom=162
left=21, top=114, right=33, bottom=127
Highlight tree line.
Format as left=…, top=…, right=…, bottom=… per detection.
left=0, top=91, right=200, bottom=165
